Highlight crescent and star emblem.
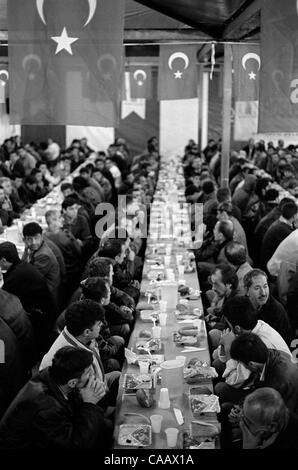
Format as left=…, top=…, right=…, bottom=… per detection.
left=0, top=69, right=9, bottom=86
left=168, top=52, right=189, bottom=79
left=97, top=54, right=117, bottom=80
left=241, top=52, right=261, bottom=80
left=22, top=54, right=42, bottom=80
left=36, top=0, right=98, bottom=55
left=133, top=69, right=147, bottom=86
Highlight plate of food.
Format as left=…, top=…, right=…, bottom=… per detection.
left=184, top=263, right=195, bottom=273
left=178, top=285, right=190, bottom=297
left=122, top=374, right=152, bottom=394
left=147, top=270, right=165, bottom=281
left=189, top=394, right=220, bottom=416
left=136, top=354, right=164, bottom=366
left=118, top=424, right=152, bottom=447
left=173, top=332, right=199, bottom=346
left=136, top=338, right=162, bottom=353
left=184, top=359, right=218, bottom=384
left=140, top=310, right=159, bottom=322
left=175, top=311, right=200, bottom=321
left=182, top=431, right=217, bottom=449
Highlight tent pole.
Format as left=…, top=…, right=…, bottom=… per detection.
left=220, top=43, right=232, bottom=188
left=198, top=64, right=203, bottom=150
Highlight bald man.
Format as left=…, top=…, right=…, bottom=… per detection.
left=240, top=387, right=298, bottom=449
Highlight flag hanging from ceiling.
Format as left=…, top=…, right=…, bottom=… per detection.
left=232, top=44, right=260, bottom=101
left=0, top=65, right=9, bottom=104
left=8, top=0, right=124, bottom=126
left=128, top=66, right=152, bottom=99
left=158, top=45, right=198, bottom=100
left=259, top=0, right=298, bottom=132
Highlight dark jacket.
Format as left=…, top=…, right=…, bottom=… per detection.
left=265, top=413, right=298, bottom=449
left=3, top=259, right=56, bottom=319
left=258, top=295, right=292, bottom=345
left=45, top=229, right=82, bottom=277
left=0, top=368, right=108, bottom=449
left=260, top=349, right=298, bottom=414
left=260, top=220, right=293, bottom=270
left=22, top=240, right=60, bottom=299
left=0, top=318, right=26, bottom=419
left=0, top=288, right=35, bottom=367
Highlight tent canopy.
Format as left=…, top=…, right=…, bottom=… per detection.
left=0, top=0, right=261, bottom=41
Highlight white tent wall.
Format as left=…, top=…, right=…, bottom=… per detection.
left=159, top=98, right=199, bottom=157
left=66, top=126, right=115, bottom=152
left=0, top=104, right=20, bottom=142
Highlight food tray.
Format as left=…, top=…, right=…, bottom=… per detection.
left=122, top=374, right=152, bottom=394
left=173, top=332, right=200, bottom=346
left=189, top=394, right=220, bottom=416
left=140, top=310, right=159, bottom=322
left=182, top=431, right=217, bottom=449
left=118, top=424, right=152, bottom=447
left=135, top=338, right=163, bottom=353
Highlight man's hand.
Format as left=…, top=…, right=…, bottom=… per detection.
left=120, top=306, right=133, bottom=315
left=131, top=280, right=140, bottom=289
left=219, top=329, right=236, bottom=350
left=80, top=376, right=106, bottom=404
left=127, top=247, right=135, bottom=262
left=228, top=405, right=243, bottom=425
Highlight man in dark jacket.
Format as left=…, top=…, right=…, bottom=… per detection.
left=260, top=201, right=297, bottom=271
left=22, top=222, right=60, bottom=304
left=243, top=269, right=292, bottom=345
left=0, top=347, right=111, bottom=449
left=45, top=209, right=82, bottom=303
left=0, top=241, right=55, bottom=319
left=0, top=241, right=57, bottom=355
left=0, top=317, right=27, bottom=419
left=240, top=387, right=298, bottom=449
left=97, top=238, right=140, bottom=303
left=0, top=288, right=35, bottom=368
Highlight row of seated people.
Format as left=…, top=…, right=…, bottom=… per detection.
left=184, top=138, right=298, bottom=449
left=0, top=137, right=160, bottom=448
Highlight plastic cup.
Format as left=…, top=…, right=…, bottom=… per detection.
left=164, top=255, right=171, bottom=267
left=165, top=428, right=179, bottom=447
left=152, top=325, right=161, bottom=339
left=150, top=414, right=163, bottom=433
left=139, top=360, right=150, bottom=374
left=159, top=313, right=167, bottom=326
left=178, top=265, right=185, bottom=277
left=165, top=245, right=172, bottom=256
left=176, top=255, right=183, bottom=265
left=158, top=387, right=171, bottom=409
left=175, top=355, right=186, bottom=366
left=159, top=300, right=167, bottom=313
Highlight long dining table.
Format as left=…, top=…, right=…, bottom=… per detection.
left=113, top=157, right=220, bottom=450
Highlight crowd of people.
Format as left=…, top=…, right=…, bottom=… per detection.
left=184, top=137, right=298, bottom=449
left=0, top=133, right=160, bottom=448
left=1, top=130, right=298, bottom=450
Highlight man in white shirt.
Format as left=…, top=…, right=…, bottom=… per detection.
left=212, top=295, right=292, bottom=396
left=105, top=158, right=122, bottom=189
left=46, top=138, right=60, bottom=161
left=40, top=299, right=120, bottom=408
left=267, top=229, right=298, bottom=304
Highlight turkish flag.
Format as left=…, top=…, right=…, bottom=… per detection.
left=0, top=65, right=9, bottom=104
left=259, top=0, right=298, bottom=132
left=232, top=44, right=260, bottom=101
left=158, top=45, right=198, bottom=100
left=129, top=66, right=152, bottom=99
left=8, top=0, right=124, bottom=126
